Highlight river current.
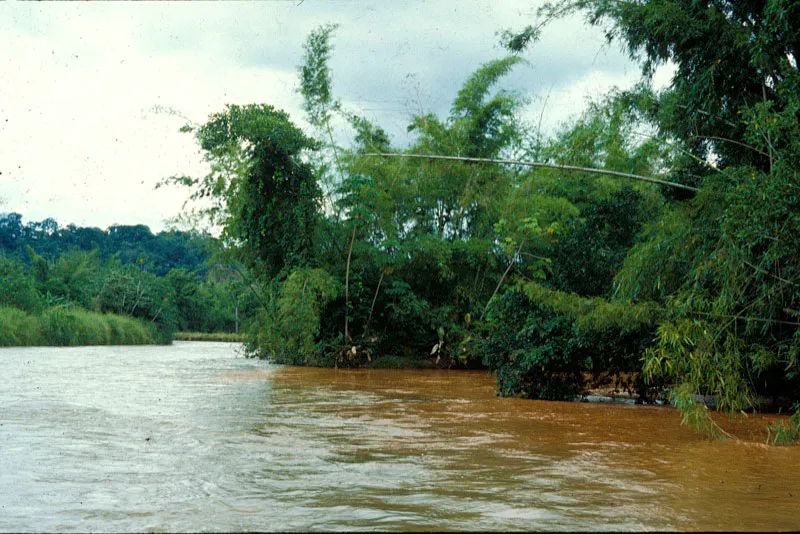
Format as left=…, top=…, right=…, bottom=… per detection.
left=1, top=341, right=799, bottom=531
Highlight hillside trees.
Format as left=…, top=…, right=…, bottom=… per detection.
left=0, top=213, right=216, bottom=276
left=0, top=255, right=42, bottom=312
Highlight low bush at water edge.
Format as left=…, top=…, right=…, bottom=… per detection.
left=0, top=306, right=156, bottom=346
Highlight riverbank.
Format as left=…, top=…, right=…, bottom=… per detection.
left=174, top=332, right=244, bottom=342
left=0, top=306, right=157, bottom=346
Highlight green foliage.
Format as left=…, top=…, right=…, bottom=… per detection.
left=0, top=212, right=23, bottom=250
left=93, top=265, right=178, bottom=344
left=767, top=405, right=800, bottom=446
left=0, top=255, right=43, bottom=312
left=28, top=248, right=100, bottom=309
left=531, top=0, right=798, bottom=171
left=182, top=104, right=322, bottom=280
left=408, top=57, right=524, bottom=160
left=104, top=313, right=154, bottom=345
left=519, top=0, right=800, bottom=434
left=612, top=206, right=695, bottom=302
left=39, top=307, right=112, bottom=346
left=480, top=287, right=584, bottom=400
left=0, top=307, right=42, bottom=346
left=639, top=162, right=800, bottom=424
left=246, top=268, right=338, bottom=364
left=480, top=281, right=658, bottom=399
left=166, top=268, right=203, bottom=332
left=518, top=282, right=658, bottom=335
left=0, top=214, right=215, bottom=277
left=0, top=306, right=154, bottom=347
left=449, top=56, right=526, bottom=158
left=668, top=382, right=730, bottom=440
left=552, top=186, right=652, bottom=297
left=299, top=23, right=341, bottom=127
left=644, top=319, right=753, bottom=416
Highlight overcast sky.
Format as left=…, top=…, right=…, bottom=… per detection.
left=0, top=0, right=667, bottom=233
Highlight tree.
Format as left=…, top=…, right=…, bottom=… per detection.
left=94, top=264, right=178, bottom=343
left=510, top=0, right=799, bottom=170
left=507, top=0, right=800, bottom=436
left=247, top=267, right=337, bottom=364
left=28, top=248, right=100, bottom=309
left=0, top=213, right=23, bottom=251
left=0, top=255, right=42, bottom=312
left=170, top=104, right=323, bottom=280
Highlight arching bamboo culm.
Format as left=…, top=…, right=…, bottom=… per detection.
left=363, top=152, right=700, bottom=192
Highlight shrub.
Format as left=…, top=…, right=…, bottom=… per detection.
left=479, top=282, right=658, bottom=400
left=245, top=268, right=338, bottom=364
left=479, top=288, right=585, bottom=400
left=0, top=256, right=43, bottom=312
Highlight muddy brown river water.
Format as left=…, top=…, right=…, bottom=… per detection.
left=1, top=341, right=799, bottom=531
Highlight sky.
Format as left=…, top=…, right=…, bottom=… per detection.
left=0, top=0, right=669, bottom=233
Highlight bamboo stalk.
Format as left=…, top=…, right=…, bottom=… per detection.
left=363, top=152, right=700, bottom=192
left=362, top=269, right=385, bottom=338
left=481, top=237, right=526, bottom=321
left=344, top=224, right=357, bottom=342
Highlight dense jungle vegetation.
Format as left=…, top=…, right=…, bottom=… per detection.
left=0, top=218, right=258, bottom=346
left=7, top=0, right=787, bottom=441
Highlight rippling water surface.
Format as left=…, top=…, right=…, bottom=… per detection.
left=1, top=341, right=799, bottom=531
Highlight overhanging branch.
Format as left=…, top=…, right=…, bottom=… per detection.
left=363, top=152, right=700, bottom=192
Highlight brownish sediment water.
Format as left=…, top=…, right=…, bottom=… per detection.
left=1, top=342, right=798, bottom=531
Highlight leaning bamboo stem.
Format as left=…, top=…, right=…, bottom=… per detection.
left=363, top=152, right=699, bottom=192
left=326, top=120, right=347, bottom=216
left=688, top=135, right=771, bottom=159
left=362, top=269, right=385, bottom=338
left=344, top=224, right=357, bottom=342
left=482, top=237, right=526, bottom=321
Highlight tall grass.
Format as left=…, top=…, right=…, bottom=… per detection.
left=0, top=307, right=43, bottom=346
left=105, top=314, right=153, bottom=345
left=0, top=306, right=156, bottom=347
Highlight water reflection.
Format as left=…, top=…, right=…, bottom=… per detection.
left=1, top=342, right=798, bottom=531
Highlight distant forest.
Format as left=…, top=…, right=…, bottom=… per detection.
left=0, top=213, right=258, bottom=344
left=0, top=213, right=212, bottom=275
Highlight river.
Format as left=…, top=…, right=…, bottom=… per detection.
left=1, top=341, right=799, bottom=531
